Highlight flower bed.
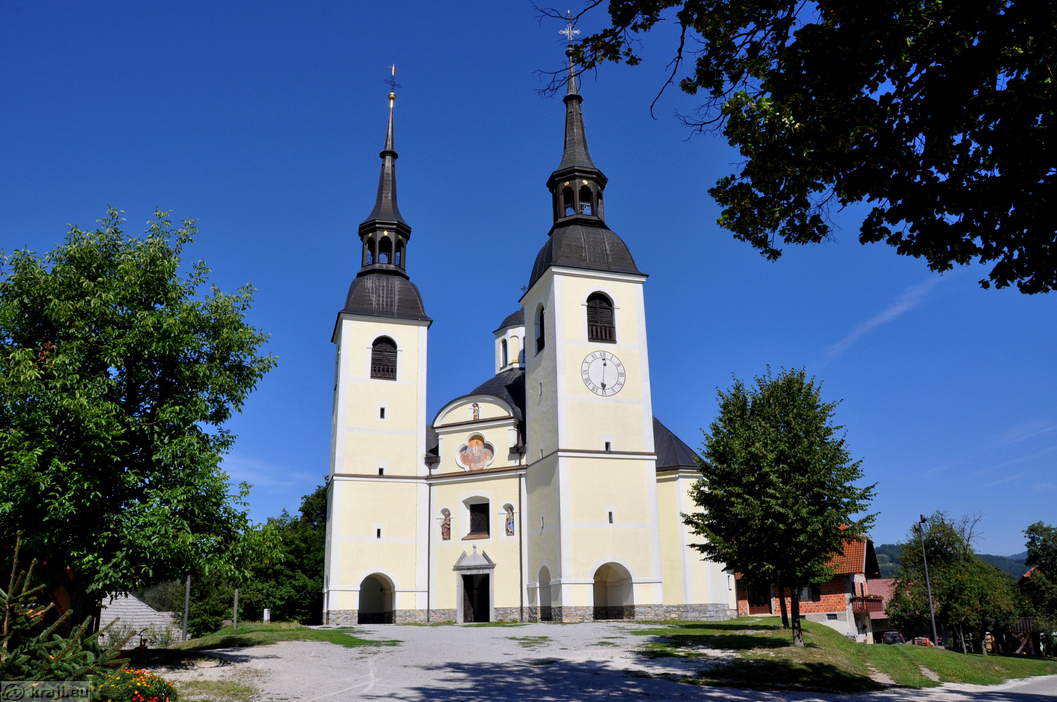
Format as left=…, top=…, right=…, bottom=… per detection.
left=95, top=667, right=178, bottom=702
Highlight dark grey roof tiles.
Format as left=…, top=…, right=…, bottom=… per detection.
left=465, top=368, right=526, bottom=421
left=528, top=223, right=643, bottom=289
left=654, top=417, right=700, bottom=470
left=342, top=273, right=430, bottom=322
left=493, top=308, right=525, bottom=333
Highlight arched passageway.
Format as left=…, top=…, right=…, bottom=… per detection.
left=358, top=573, right=394, bottom=624
left=592, top=563, right=633, bottom=620
left=538, top=566, right=552, bottom=621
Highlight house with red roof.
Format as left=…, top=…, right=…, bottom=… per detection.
left=735, top=534, right=883, bottom=642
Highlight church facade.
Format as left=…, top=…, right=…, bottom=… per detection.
left=322, top=59, right=736, bottom=624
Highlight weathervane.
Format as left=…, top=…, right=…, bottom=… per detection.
left=559, top=10, right=581, bottom=44
left=385, top=64, right=400, bottom=96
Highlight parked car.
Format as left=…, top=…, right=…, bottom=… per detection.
left=882, top=631, right=906, bottom=645
left=912, top=636, right=936, bottom=647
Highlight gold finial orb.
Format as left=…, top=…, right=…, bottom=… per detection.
left=389, top=91, right=396, bottom=100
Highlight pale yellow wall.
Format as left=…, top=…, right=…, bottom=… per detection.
left=326, top=313, right=429, bottom=615
left=525, top=455, right=561, bottom=601
left=326, top=477, right=423, bottom=611
left=494, top=325, right=526, bottom=373
left=523, top=277, right=558, bottom=463
left=332, top=316, right=428, bottom=478
left=430, top=474, right=524, bottom=612
left=558, top=455, right=662, bottom=607
left=436, top=398, right=510, bottom=426
left=552, top=271, right=654, bottom=453
left=655, top=473, right=686, bottom=606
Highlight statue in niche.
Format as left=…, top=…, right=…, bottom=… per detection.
left=472, top=402, right=480, bottom=421
left=458, top=435, right=493, bottom=471
left=505, top=505, right=515, bottom=536
left=440, top=508, right=451, bottom=541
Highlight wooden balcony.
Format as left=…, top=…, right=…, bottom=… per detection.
left=851, top=595, right=885, bottom=615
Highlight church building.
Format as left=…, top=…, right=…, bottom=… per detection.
left=323, top=53, right=737, bottom=624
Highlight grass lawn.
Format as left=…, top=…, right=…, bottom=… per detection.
left=173, top=622, right=400, bottom=651
left=632, top=617, right=1057, bottom=693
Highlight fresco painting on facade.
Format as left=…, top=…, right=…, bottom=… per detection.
left=321, top=41, right=738, bottom=624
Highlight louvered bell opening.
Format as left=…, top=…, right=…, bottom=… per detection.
left=586, top=293, right=615, bottom=343
left=371, top=337, right=398, bottom=380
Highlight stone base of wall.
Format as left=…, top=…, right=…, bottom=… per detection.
left=654, top=604, right=737, bottom=621
left=325, top=609, right=357, bottom=626
left=427, top=609, right=457, bottom=623
left=327, top=603, right=736, bottom=626
left=493, top=607, right=522, bottom=622
left=532, top=603, right=735, bottom=623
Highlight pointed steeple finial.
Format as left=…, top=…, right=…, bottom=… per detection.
left=554, top=15, right=597, bottom=172
left=357, top=66, right=411, bottom=278
left=363, top=65, right=406, bottom=229
left=546, top=17, right=608, bottom=227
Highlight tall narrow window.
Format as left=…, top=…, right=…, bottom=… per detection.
left=579, top=185, right=593, bottom=215
left=468, top=502, right=489, bottom=537
left=501, top=338, right=508, bottom=367
left=535, top=306, right=546, bottom=353
left=370, top=336, right=397, bottom=380
left=587, top=293, right=615, bottom=342
left=561, top=186, right=575, bottom=217
left=378, top=236, right=393, bottom=264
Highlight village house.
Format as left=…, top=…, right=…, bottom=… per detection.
left=736, top=534, right=883, bottom=642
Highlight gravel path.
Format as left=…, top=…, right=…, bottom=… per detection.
left=158, top=622, right=1057, bottom=701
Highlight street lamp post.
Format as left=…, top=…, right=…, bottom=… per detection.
left=918, top=514, right=939, bottom=646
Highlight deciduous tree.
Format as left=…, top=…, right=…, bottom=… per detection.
left=0, top=209, right=276, bottom=629
left=685, top=367, right=875, bottom=645
left=559, top=1, right=1057, bottom=293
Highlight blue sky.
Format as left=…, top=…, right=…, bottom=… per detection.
left=2, top=1, right=1053, bottom=556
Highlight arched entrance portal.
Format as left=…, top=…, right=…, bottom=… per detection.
left=358, top=573, right=394, bottom=624
left=538, top=566, right=552, bottom=621
left=593, top=563, right=634, bottom=620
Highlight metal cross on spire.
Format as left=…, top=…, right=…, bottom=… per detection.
left=385, top=64, right=400, bottom=95
left=559, top=10, right=581, bottom=44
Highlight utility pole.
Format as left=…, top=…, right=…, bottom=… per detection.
left=233, top=588, right=239, bottom=630
left=918, top=514, right=939, bottom=646
left=182, top=574, right=191, bottom=641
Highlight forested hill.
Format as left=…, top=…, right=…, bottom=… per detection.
left=874, top=544, right=1027, bottom=579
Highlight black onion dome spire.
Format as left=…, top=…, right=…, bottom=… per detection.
left=528, top=44, right=641, bottom=290
left=341, top=70, right=430, bottom=324
left=556, top=48, right=599, bottom=172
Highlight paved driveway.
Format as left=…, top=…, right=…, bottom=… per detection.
left=162, top=622, right=1057, bottom=701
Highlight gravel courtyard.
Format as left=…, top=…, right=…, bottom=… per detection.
left=162, top=622, right=1057, bottom=701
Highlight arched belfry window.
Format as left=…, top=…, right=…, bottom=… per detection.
left=395, top=239, right=404, bottom=267
left=535, top=306, right=546, bottom=353
left=501, top=338, right=509, bottom=367
left=587, top=293, right=615, bottom=343
left=367, top=238, right=377, bottom=265
left=579, top=185, right=593, bottom=215
left=561, top=186, right=575, bottom=217
left=378, top=236, right=393, bottom=265
left=370, top=336, right=397, bottom=380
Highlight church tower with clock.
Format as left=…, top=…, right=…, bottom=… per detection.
left=521, top=50, right=665, bottom=619
left=323, top=54, right=736, bottom=626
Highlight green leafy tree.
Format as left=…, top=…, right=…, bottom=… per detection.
left=238, top=484, right=327, bottom=625
left=561, top=1, right=1057, bottom=293
left=1022, top=522, right=1057, bottom=626
left=685, top=367, right=875, bottom=645
left=0, top=209, right=276, bottom=630
left=888, top=513, right=1018, bottom=653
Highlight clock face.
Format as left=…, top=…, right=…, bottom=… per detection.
left=581, top=351, right=626, bottom=397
